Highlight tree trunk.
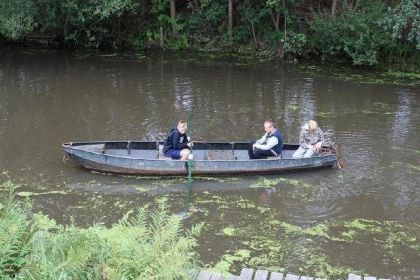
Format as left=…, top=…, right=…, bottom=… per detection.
left=160, top=26, right=164, bottom=48
left=63, top=12, right=70, bottom=38
left=169, top=0, right=178, bottom=37
left=281, top=0, right=287, bottom=60
left=193, top=0, right=199, bottom=11
left=344, top=0, right=354, bottom=10
left=251, top=22, right=258, bottom=49
left=331, top=0, right=338, bottom=16
left=270, top=10, right=280, bottom=31
left=228, top=0, right=233, bottom=42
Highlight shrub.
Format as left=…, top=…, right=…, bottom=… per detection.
left=311, top=1, right=390, bottom=65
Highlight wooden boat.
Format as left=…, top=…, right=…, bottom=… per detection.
left=62, top=141, right=338, bottom=176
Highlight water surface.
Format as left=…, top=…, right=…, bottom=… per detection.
left=0, top=49, right=419, bottom=279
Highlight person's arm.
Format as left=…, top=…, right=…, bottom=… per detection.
left=185, top=133, right=193, bottom=147
left=254, top=137, right=278, bottom=150
left=299, top=130, right=309, bottom=149
left=183, top=133, right=189, bottom=144
left=172, top=132, right=189, bottom=149
left=256, top=133, right=268, bottom=145
left=314, top=129, right=324, bottom=150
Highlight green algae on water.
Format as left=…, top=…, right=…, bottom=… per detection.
left=222, top=227, right=236, bottom=236
left=286, top=104, right=299, bottom=111
left=390, top=161, right=420, bottom=172
left=250, top=177, right=310, bottom=189
left=16, top=190, right=68, bottom=197
left=212, top=249, right=252, bottom=273
left=384, top=70, right=420, bottom=80
left=316, top=111, right=337, bottom=118
left=390, top=146, right=420, bottom=155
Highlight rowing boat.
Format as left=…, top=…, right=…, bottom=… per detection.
left=62, top=141, right=337, bottom=175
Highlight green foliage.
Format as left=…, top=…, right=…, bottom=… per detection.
left=0, top=0, right=34, bottom=39
left=311, top=1, right=390, bottom=65
left=0, top=0, right=417, bottom=63
left=95, top=201, right=202, bottom=279
left=63, top=0, right=139, bottom=48
left=130, top=0, right=190, bottom=50
left=186, top=0, right=228, bottom=50
left=381, top=0, right=420, bottom=50
left=0, top=182, right=33, bottom=279
left=0, top=181, right=202, bottom=279
left=283, top=32, right=308, bottom=57
left=21, top=226, right=107, bottom=279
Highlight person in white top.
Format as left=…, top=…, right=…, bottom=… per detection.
left=248, top=119, right=284, bottom=159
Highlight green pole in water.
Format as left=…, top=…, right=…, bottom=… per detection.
left=184, top=106, right=194, bottom=212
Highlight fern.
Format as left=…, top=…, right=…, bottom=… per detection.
left=1, top=181, right=202, bottom=279
left=0, top=181, right=34, bottom=279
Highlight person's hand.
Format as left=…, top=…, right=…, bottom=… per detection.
left=187, top=142, right=194, bottom=148
left=315, top=142, right=322, bottom=150
left=252, top=144, right=256, bottom=150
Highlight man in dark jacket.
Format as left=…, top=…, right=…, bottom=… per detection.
left=249, top=119, right=283, bottom=159
left=163, top=120, right=192, bottom=160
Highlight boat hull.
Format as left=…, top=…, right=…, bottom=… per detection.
left=62, top=141, right=337, bottom=176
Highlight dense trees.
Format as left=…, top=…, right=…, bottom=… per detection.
left=0, top=0, right=419, bottom=65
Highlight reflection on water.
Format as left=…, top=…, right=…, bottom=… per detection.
left=0, top=49, right=419, bottom=278
left=390, top=89, right=415, bottom=144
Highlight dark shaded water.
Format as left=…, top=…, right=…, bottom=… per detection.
left=0, top=49, right=419, bottom=279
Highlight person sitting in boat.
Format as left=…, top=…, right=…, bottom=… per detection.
left=163, top=120, right=192, bottom=160
left=292, top=120, right=324, bottom=158
left=249, top=119, right=283, bottom=159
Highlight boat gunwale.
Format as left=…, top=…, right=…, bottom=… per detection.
left=62, top=141, right=337, bottom=163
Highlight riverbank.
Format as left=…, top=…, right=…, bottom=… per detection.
left=1, top=0, right=418, bottom=67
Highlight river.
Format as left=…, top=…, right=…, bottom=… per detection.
left=0, top=48, right=419, bottom=279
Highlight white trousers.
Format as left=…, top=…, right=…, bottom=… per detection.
left=292, top=146, right=316, bottom=158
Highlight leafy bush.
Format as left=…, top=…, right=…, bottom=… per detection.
left=284, top=32, right=308, bottom=57
left=311, top=1, right=390, bottom=65
left=381, top=0, right=420, bottom=50
left=0, top=0, right=34, bottom=39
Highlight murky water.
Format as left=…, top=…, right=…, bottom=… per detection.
left=0, top=48, right=419, bottom=279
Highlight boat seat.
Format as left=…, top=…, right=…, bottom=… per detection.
left=205, top=150, right=236, bottom=160
left=158, top=144, right=172, bottom=160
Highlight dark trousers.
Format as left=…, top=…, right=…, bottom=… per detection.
left=248, top=141, right=276, bottom=159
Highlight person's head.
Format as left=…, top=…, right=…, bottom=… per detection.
left=264, top=119, right=275, bottom=133
left=177, top=120, right=187, bottom=134
left=308, top=120, right=318, bottom=131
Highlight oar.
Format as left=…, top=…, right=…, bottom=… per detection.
left=184, top=106, right=194, bottom=213
left=337, top=154, right=344, bottom=169
left=332, top=143, right=344, bottom=169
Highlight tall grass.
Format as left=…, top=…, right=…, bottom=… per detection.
left=0, top=181, right=202, bottom=280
